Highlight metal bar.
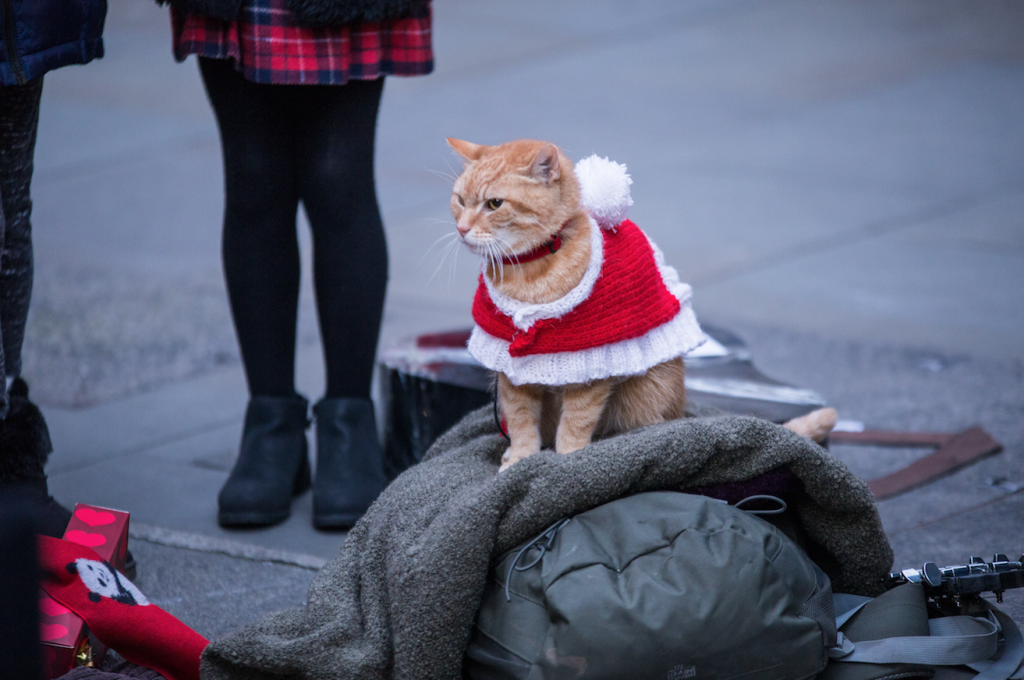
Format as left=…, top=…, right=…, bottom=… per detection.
left=867, top=427, right=1003, bottom=500
left=830, top=430, right=955, bottom=448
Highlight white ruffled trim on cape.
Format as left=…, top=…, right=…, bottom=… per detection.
left=482, top=216, right=604, bottom=331
left=468, top=299, right=705, bottom=386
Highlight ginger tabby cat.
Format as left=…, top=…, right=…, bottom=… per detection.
left=448, top=138, right=835, bottom=471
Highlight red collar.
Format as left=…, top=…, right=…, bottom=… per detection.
left=501, top=219, right=573, bottom=266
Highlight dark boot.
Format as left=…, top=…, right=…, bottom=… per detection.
left=0, top=379, right=138, bottom=578
left=312, top=397, right=387, bottom=530
left=0, top=378, right=70, bottom=538
left=218, top=394, right=311, bottom=527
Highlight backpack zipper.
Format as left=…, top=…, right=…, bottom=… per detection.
left=2, top=0, right=27, bottom=84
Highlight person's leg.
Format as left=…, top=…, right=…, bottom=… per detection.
left=0, top=78, right=42, bottom=418
left=0, top=141, right=6, bottom=418
left=297, top=77, right=387, bottom=401
left=294, top=78, right=388, bottom=528
left=199, top=58, right=311, bottom=527
left=200, top=57, right=302, bottom=398
left=0, top=79, right=82, bottom=540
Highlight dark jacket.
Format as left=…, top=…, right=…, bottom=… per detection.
left=1, top=0, right=106, bottom=85
left=159, top=0, right=428, bottom=27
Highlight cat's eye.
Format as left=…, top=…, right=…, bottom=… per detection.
left=486, top=198, right=504, bottom=210
left=455, top=195, right=465, bottom=207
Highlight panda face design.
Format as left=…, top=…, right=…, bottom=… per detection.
left=66, top=559, right=150, bottom=606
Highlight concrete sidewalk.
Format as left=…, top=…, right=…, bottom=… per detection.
left=27, top=0, right=1024, bottom=641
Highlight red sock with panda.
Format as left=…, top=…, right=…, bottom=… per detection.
left=38, top=535, right=208, bottom=680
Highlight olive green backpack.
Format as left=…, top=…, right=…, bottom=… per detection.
left=464, top=492, right=1023, bottom=680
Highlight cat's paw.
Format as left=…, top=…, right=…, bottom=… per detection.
left=782, top=407, right=838, bottom=443
left=499, top=447, right=537, bottom=472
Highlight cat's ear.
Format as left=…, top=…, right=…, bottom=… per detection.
left=530, top=144, right=561, bottom=186
left=447, top=138, right=485, bottom=162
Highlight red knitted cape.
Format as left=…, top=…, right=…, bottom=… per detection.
left=472, top=220, right=680, bottom=357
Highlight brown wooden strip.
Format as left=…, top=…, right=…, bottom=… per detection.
left=868, top=426, right=1003, bottom=500
left=830, top=430, right=954, bottom=447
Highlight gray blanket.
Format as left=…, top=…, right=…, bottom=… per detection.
left=201, top=407, right=893, bottom=680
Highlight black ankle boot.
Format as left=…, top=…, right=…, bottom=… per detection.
left=218, top=394, right=311, bottom=527
left=312, top=397, right=387, bottom=530
left=0, top=378, right=70, bottom=539
left=0, top=379, right=137, bottom=578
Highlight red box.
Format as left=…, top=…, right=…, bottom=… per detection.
left=39, top=503, right=130, bottom=677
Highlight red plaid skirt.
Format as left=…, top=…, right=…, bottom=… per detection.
left=172, top=0, right=432, bottom=85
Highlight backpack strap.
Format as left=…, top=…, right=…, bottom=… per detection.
left=830, top=586, right=1024, bottom=680
left=964, top=602, right=1024, bottom=680
left=833, top=593, right=872, bottom=629
left=829, top=614, right=998, bottom=665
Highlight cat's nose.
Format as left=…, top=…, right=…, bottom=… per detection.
left=457, top=223, right=471, bottom=237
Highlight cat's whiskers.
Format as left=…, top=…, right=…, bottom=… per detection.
left=482, top=241, right=501, bottom=285
left=493, top=243, right=510, bottom=286
left=491, top=234, right=523, bottom=284
left=442, top=156, right=462, bottom=182
left=426, top=235, right=464, bottom=288
left=448, top=238, right=461, bottom=294
left=418, top=229, right=460, bottom=269
left=422, top=217, right=458, bottom=226
left=496, top=243, right=508, bottom=286
left=428, top=167, right=460, bottom=183
left=429, top=156, right=463, bottom=184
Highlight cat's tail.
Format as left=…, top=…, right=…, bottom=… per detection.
left=782, top=407, right=838, bottom=444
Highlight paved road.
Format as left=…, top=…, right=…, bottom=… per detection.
left=24, top=0, right=1024, bottom=642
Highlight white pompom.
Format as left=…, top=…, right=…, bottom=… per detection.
left=574, top=155, right=633, bottom=230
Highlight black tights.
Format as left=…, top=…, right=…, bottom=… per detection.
left=199, top=58, right=387, bottom=401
